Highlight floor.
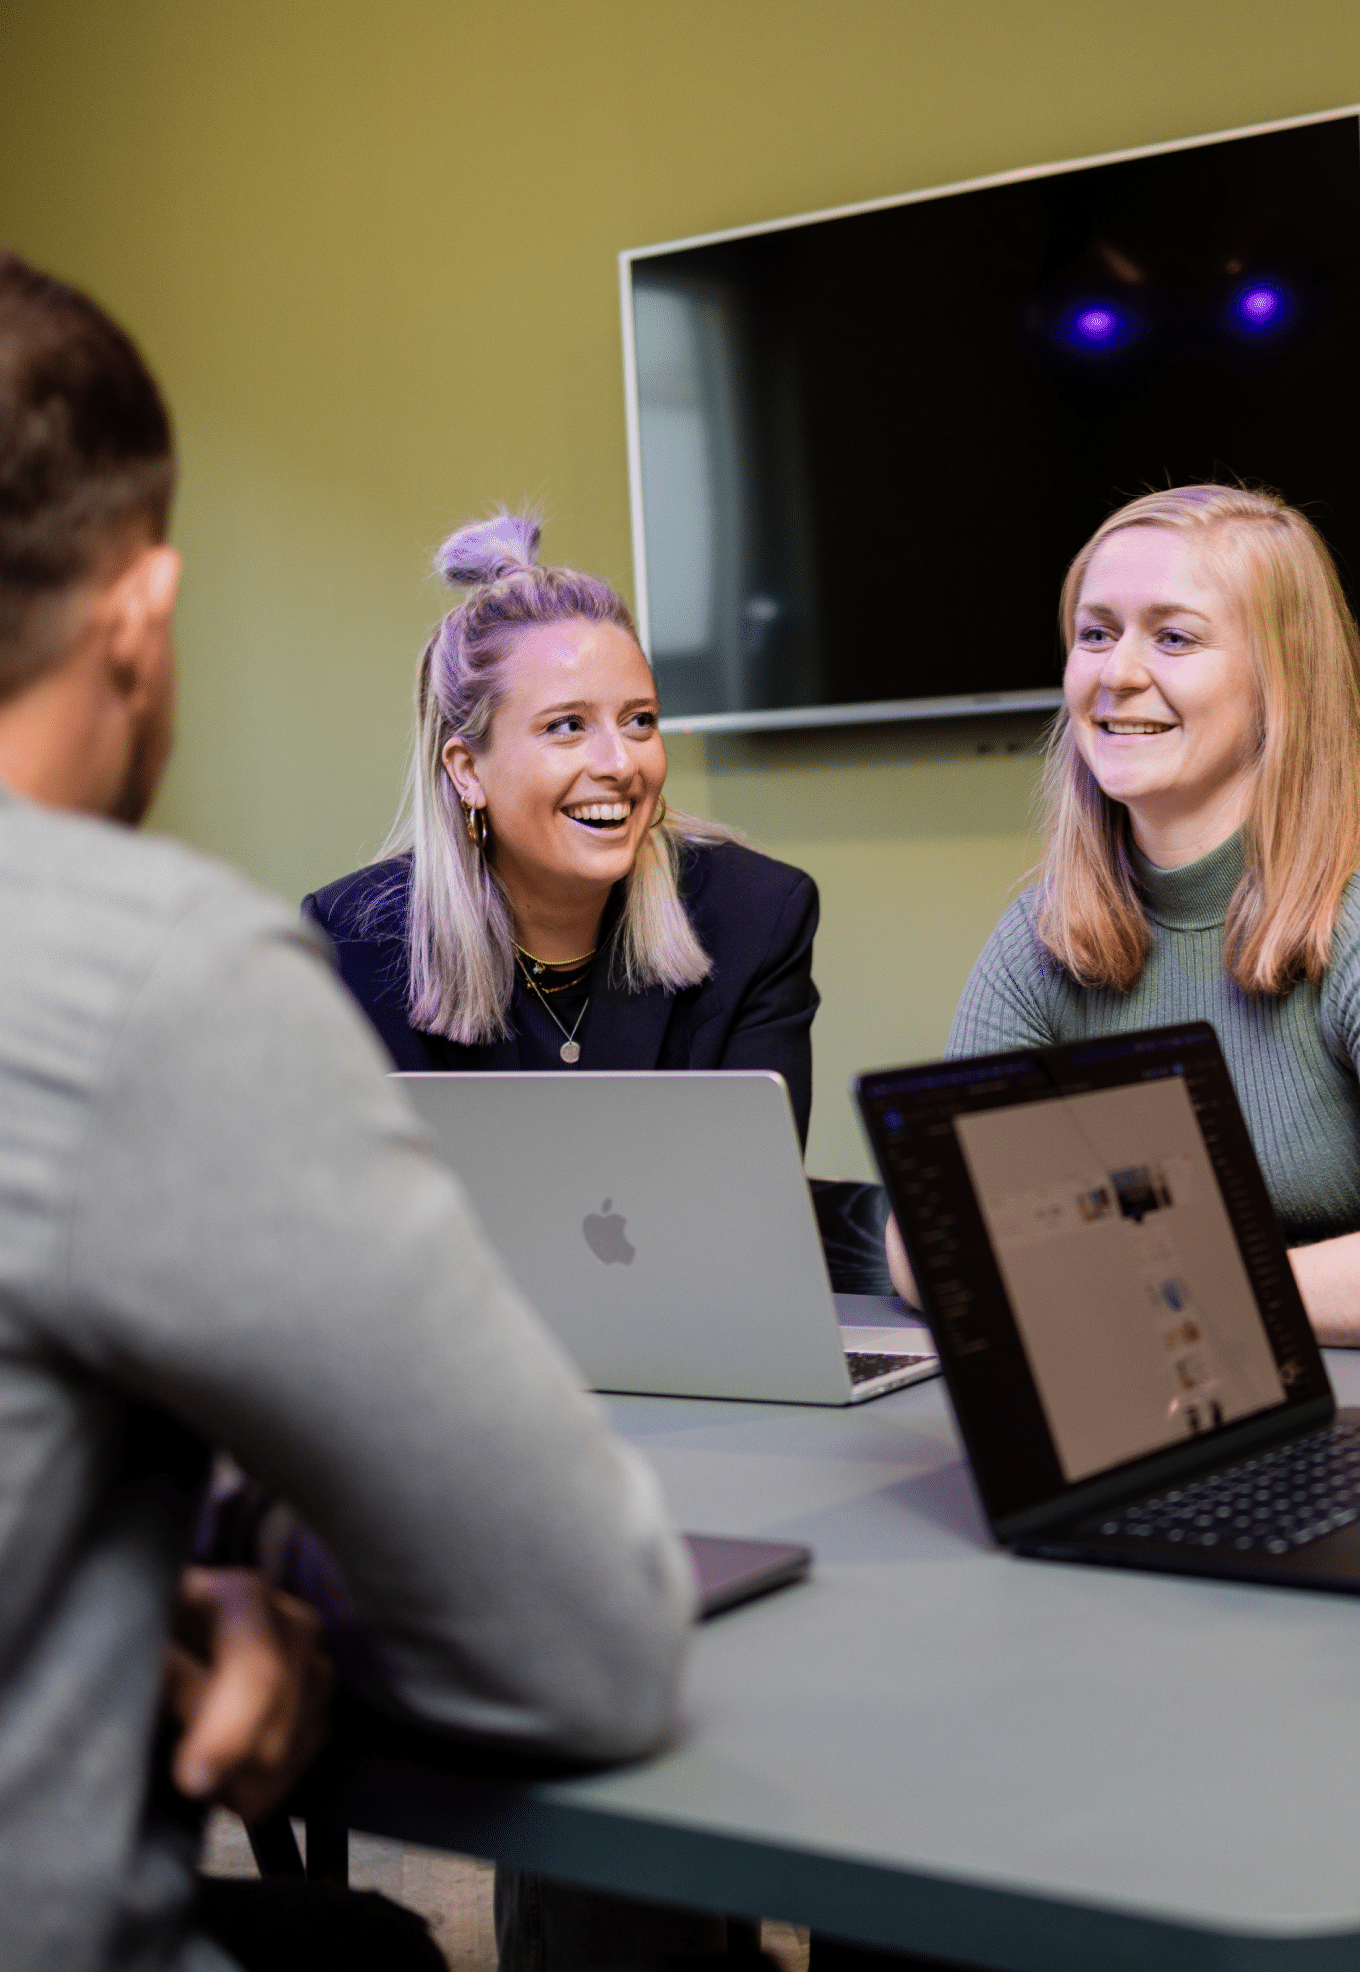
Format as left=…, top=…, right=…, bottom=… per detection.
left=201, top=1811, right=810, bottom=1972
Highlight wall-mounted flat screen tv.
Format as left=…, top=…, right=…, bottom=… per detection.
left=620, top=108, right=1360, bottom=734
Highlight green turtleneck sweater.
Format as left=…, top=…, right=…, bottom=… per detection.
left=947, top=832, right=1360, bottom=1248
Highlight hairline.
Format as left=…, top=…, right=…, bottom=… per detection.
left=450, top=616, right=654, bottom=754
left=0, top=519, right=167, bottom=701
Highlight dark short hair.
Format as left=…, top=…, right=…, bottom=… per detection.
left=0, top=251, right=176, bottom=686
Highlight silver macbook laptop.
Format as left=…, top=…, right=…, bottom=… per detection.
left=397, top=1069, right=938, bottom=1404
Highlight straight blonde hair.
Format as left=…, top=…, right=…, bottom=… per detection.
left=378, top=510, right=740, bottom=1046
left=1037, top=485, right=1360, bottom=995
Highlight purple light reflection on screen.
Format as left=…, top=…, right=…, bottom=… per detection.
left=1238, top=284, right=1283, bottom=329
left=1073, top=306, right=1120, bottom=345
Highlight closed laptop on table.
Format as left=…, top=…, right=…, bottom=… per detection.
left=856, top=1022, right=1360, bottom=1592
left=399, top=1069, right=937, bottom=1405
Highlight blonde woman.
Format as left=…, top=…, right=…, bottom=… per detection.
left=303, top=511, right=820, bottom=1143
left=897, top=484, right=1360, bottom=1344
left=305, top=512, right=821, bottom=1972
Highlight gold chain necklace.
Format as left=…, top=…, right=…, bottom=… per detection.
left=515, top=951, right=590, bottom=1064
left=512, top=941, right=597, bottom=972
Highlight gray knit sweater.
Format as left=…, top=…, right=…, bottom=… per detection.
left=0, top=785, right=693, bottom=1972
left=947, top=832, right=1360, bottom=1248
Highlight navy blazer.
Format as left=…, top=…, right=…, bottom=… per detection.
left=301, top=840, right=820, bottom=1147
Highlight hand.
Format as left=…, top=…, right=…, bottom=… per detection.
left=1289, top=1232, right=1360, bottom=1348
left=163, top=1566, right=335, bottom=1824
left=885, top=1212, right=922, bottom=1310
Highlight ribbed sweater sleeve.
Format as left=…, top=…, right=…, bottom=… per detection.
left=1320, top=877, right=1360, bottom=1077
left=947, top=893, right=1057, bottom=1057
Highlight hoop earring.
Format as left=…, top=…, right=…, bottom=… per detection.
left=649, top=795, right=668, bottom=831
left=462, top=800, right=488, bottom=852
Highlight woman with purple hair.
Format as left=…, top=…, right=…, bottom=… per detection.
left=303, top=510, right=820, bottom=1144
left=303, top=513, right=822, bottom=1971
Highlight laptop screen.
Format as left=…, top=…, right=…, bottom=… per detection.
left=857, top=1024, right=1330, bottom=1530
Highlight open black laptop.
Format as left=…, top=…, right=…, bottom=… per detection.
left=855, top=1022, right=1360, bottom=1592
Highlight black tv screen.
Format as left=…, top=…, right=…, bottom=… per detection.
left=620, top=110, right=1360, bottom=733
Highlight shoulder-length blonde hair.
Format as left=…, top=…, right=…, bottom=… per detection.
left=1037, top=484, right=1360, bottom=996
left=378, top=509, right=739, bottom=1046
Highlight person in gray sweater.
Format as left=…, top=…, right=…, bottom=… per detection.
left=0, top=258, right=694, bottom=1971
left=889, top=484, right=1360, bottom=1349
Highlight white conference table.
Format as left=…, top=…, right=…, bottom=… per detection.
left=322, top=1352, right=1360, bottom=1971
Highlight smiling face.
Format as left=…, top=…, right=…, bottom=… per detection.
left=1065, top=527, right=1262, bottom=867
left=442, top=616, right=666, bottom=937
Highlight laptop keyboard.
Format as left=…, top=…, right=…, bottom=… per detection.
left=1089, top=1417, right=1360, bottom=1555
left=846, top=1351, right=932, bottom=1385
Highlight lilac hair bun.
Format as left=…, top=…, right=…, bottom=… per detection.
left=434, top=509, right=542, bottom=588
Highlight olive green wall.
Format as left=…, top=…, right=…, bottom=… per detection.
left=1, top=1, right=1358, bottom=1178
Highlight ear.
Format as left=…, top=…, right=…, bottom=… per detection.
left=104, top=547, right=182, bottom=701
left=441, top=735, right=485, bottom=811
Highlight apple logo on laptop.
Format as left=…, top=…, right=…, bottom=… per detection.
left=583, top=1199, right=635, bottom=1266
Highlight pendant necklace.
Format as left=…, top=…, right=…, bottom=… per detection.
left=514, top=950, right=590, bottom=1064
